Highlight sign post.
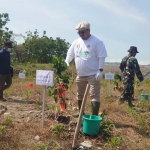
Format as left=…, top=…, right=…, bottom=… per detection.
left=105, top=73, right=115, bottom=95
left=42, top=85, right=46, bottom=128
left=19, top=72, right=26, bottom=91
left=36, top=70, right=54, bottom=129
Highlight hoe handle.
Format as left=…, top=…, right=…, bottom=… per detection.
left=72, top=84, right=90, bottom=149
left=143, top=70, right=150, bottom=78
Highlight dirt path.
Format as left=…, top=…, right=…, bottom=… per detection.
left=0, top=98, right=39, bottom=119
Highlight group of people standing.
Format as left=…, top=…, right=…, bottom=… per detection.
left=0, top=21, right=144, bottom=116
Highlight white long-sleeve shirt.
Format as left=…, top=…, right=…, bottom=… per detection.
left=65, top=35, right=107, bottom=76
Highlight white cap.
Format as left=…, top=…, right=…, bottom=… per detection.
left=75, top=22, right=90, bottom=31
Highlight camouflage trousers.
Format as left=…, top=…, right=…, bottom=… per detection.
left=120, top=83, right=134, bottom=100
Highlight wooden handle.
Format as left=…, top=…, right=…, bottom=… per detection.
left=72, top=84, right=90, bottom=149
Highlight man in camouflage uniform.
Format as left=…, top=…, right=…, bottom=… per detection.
left=119, top=46, right=144, bottom=107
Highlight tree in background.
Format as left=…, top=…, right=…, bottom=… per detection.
left=0, top=13, right=13, bottom=48
left=12, top=44, right=28, bottom=63
left=0, top=13, right=71, bottom=63
left=23, top=30, right=70, bottom=63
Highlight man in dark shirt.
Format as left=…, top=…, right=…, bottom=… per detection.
left=0, top=41, right=13, bottom=101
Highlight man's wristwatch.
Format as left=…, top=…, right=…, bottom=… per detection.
left=99, top=68, right=103, bottom=72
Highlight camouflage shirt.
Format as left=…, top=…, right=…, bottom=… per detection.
left=121, top=54, right=143, bottom=84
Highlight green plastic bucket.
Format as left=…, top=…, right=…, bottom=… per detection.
left=82, top=114, right=102, bottom=136
left=140, top=94, right=149, bottom=100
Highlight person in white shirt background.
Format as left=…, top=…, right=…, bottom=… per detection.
left=65, top=21, right=107, bottom=117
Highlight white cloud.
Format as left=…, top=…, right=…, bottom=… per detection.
left=86, top=0, right=147, bottom=24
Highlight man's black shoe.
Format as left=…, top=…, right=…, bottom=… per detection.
left=0, top=98, right=6, bottom=102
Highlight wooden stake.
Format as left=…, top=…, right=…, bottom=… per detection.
left=42, top=85, right=46, bottom=129
left=72, top=84, right=90, bottom=149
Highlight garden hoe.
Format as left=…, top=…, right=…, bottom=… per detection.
left=72, top=84, right=90, bottom=150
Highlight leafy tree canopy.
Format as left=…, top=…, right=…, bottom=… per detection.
left=0, top=13, right=13, bottom=48
left=0, top=13, right=71, bottom=63
left=23, top=30, right=70, bottom=63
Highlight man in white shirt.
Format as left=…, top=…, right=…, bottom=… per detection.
left=65, top=21, right=107, bottom=117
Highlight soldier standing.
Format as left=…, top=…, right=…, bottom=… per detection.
left=119, top=46, right=144, bottom=107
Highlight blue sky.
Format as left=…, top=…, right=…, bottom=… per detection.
left=1, top=0, right=150, bottom=65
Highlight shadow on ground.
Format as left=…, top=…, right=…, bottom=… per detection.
left=7, top=98, right=39, bottom=104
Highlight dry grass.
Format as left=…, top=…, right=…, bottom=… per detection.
left=0, top=64, right=150, bottom=150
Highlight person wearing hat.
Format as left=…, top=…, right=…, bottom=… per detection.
left=0, top=41, right=13, bottom=101
left=119, top=46, right=144, bottom=107
left=65, top=21, right=107, bottom=117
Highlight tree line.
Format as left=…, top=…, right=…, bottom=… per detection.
left=0, top=13, right=70, bottom=63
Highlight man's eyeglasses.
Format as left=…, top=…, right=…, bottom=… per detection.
left=77, top=29, right=87, bottom=35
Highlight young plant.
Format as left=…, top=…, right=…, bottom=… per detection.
left=48, top=140, right=61, bottom=149
left=47, top=56, right=71, bottom=112
left=136, top=101, right=147, bottom=110
left=105, top=136, right=122, bottom=148
left=38, top=145, right=48, bottom=150
left=4, top=117, right=13, bottom=126
left=24, top=83, right=33, bottom=100
left=0, top=125, right=6, bottom=136
left=51, top=123, right=63, bottom=136
left=113, top=80, right=123, bottom=94
left=24, top=90, right=31, bottom=100
left=138, top=114, right=147, bottom=129
left=126, top=107, right=137, bottom=116
left=100, top=110, right=115, bottom=138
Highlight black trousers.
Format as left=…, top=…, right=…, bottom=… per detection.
left=0, top=74, right=12, bottom=99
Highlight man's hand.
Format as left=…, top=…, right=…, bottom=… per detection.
left=95, top=70, right=103, bottom=80
left=65, top=60, right=69, bottom=66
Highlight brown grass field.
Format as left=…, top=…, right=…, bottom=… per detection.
left=0, top=64, right=150, bottom=150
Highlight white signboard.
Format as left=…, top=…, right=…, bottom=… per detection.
left=105, top=73, right=115, bottom=80
left=19, top=73, right=26, bottom=79
left=36, top=70, right=54, bottom=86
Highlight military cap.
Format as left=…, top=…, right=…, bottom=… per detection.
left=127, top=46, right=139, bottom=53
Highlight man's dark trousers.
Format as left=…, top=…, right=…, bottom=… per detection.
left=0, top=74, right=12, bottom=99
